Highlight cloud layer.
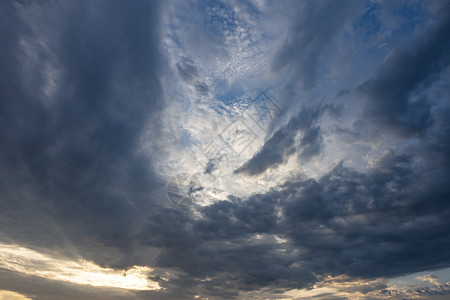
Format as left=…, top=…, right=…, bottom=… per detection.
left=1, top=0, right=450, bottom=299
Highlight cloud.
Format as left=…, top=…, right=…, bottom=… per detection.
left=279, top=155, right=450, bottom=280
left=272, top=0, right=360, bottom=89
left=0, top=290, right=31, bottom=300
left=135, top=146, right=450, bottom=297
left=0, top=243, right=159, bottom=290
left=176, top=57, right=199, bottom=82
left=356, top=1, right=450, bottom=136
left=175, top=56, right=210, bottom=96
left=377, top=282, right=450, bottom=299
left=235, top=105, right=328, bottom=176
left=0, top=0, right=165, bottom=273
left=417, top=274, right=441, bottom=286
left=0, top=268, right=143, bottom=300
left=2, top=1, right=450, bottom=299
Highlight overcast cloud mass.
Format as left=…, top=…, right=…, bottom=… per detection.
left=1, top=0, right=450, bottom=299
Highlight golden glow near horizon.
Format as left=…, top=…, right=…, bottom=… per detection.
left=283, top=275, right=386, bottom=299
left=0, top=290, right=31, bottom=300
left=0, top=243, right=160, bottom=291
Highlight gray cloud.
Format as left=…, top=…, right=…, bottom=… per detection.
left=137, top=146, right=450, bottom=297
left=235, top=106, right=328, bottom=176
left=0, top=0, right=165, bottom=270
left=378, top=282, right=450, bottom=299
left=2, top=1, right=450, bottom=299
left=272, top=0, right=359, bottom=89
left=176, top=56, right=210, bottom=96
left=176, top=57, right=198, bottom=82
left=195, top=81, right=210, bottom=96
left=357, top=1, right=450, bottom=136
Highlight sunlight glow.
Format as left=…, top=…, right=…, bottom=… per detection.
left=0, top=243, right=160, bottom=291
left=0, top=290, right=31, bottom=300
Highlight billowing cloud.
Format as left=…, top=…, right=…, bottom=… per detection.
left=357, top=1, right=450, bottom=136
left=1, top=0, right=450, bottom=299
left=135, top=147, right=450, bottom=297
left=235, top=106, right=326, bottom=176
left=0, top=0, right=165, bottom=275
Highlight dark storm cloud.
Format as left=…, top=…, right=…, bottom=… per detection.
left=117, top=1, right=450, bottom=298
left=0, top=0, right=165, bottom=270
left=2, top=1, right=450, bottom=299
left=272, top=0, right=359, bottom=89
left=235, top=106, right=327, bottom=176
left=139, top=195, right=315, bottom=298
left=280, top=155, right=450, bottom=279
left=357, top=2, right=450, bottom=136
left=138, top=147, right=450, bottom=297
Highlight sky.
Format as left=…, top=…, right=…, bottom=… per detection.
left=1, top=0, right=450, bottom=299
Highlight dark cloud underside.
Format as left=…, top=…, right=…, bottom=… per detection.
left=0, top=0, right=164, bottom=267
left=235, top=107, right=325, bottom=176
left=1, top=1, right=450, bottom=299
left=357, top=2, right=450, bottom=136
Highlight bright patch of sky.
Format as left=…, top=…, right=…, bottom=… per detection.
left=141, top=0, right=432, bottom=206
